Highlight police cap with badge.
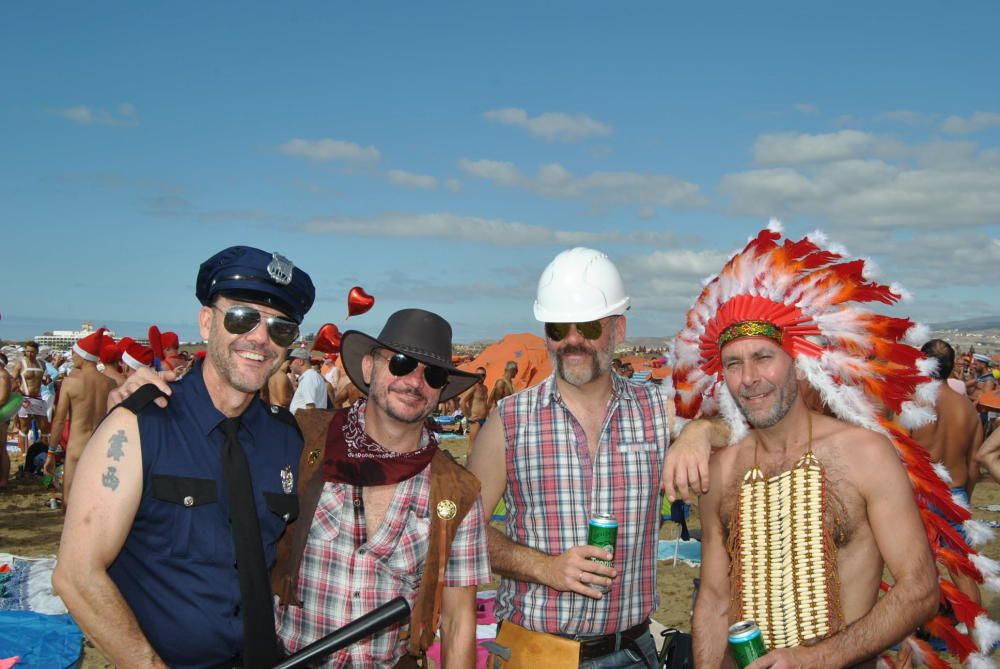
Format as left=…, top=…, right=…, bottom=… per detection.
left=196, top=246, right=316, bottom=324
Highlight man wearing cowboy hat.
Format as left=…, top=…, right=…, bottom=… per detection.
left=272, top=308, right=490, bottom=668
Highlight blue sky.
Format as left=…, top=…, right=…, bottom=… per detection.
left=2, top=2, right=998, bottom=343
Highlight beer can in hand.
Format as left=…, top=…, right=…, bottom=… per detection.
left=728, top=621, right=767, bottom=668
left=587, top=513, right=617, bottom=593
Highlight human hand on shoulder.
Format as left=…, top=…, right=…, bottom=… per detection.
left=107, top=367, right=177, bottom=411
left=664, top=418, right=727, bottom=501
left=541, top=545, right=617, bottom=599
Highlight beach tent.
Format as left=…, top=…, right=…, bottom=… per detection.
left=459, top=333, right=552, bottom=393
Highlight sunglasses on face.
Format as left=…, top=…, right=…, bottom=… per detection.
left=375, top=350, right=449, bottom=389
left=544, top=319, right=607, bottom=342
left=213, top=305, right=299, bottom=347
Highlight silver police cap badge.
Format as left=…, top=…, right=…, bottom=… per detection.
left=267, top=252, right=294, bottom=286
left=281, top=465, right=294, bottom=494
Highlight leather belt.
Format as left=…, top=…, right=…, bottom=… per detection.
left=573, top=620, right=650, bottom=660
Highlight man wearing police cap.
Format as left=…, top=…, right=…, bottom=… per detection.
left=55, top=246, right=314, bottom=669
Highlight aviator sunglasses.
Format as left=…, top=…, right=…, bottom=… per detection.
left=375, top=349, right=450, bottom=389
left=544, top=319, right=608, bottom=342
left=213, top=304, right=300, bottom=347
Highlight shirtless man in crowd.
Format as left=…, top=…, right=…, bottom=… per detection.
left=263, top=354, right=294, bottom=409
left=911, top=339, right=984, bottom=604
left=11, top=342, right=52, bottom=451
left=100, top=341, right=127, bottom=387
left=967, top=354, right=996, bottom=404
left=55, top=346, right=117, bottom=506
left=333, top=373, right=365, bottom=409
left=460, top=366, right=488, bottom=443
left=695, top=337, right=938, bottom=668
left=487, top=360, right=517, bottom=411
left=0, top=353, right=12, bottom=487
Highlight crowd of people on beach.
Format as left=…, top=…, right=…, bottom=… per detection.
left=2, top=231, right=1000, bottom=669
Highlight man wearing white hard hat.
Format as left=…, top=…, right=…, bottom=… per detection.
left=469, top=248, right=713, bottom=667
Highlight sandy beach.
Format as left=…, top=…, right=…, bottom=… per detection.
left=4, top=437, right=999, bottom=668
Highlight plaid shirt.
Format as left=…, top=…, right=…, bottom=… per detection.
left=275, top=467, right=490, bottom=668
left=496, top=372, right=669, bottom=636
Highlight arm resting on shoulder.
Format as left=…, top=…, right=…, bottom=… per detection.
left=663, top=416, right=732, bottom=502
left=52, top=408, right=168, bottom=669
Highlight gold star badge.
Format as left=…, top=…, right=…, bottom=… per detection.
left=436, top=499, right=458, bottom=520
left=307, top=449, right=322, bottom=465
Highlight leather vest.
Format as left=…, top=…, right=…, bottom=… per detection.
left=271, top=408, right=482, bottom=657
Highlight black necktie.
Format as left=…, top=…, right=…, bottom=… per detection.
left=220, top=416, right=278, bottom=668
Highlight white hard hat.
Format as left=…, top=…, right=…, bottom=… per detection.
left=533, top=247, right=630, bottom=322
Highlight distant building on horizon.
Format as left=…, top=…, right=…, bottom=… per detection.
left=33, top=321, right=150, bottom=349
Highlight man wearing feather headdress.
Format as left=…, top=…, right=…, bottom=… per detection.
left=679, top=224, right=999, bottom=668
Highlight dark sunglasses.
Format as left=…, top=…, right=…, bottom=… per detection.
left=213, top=305, right=299, bottom=347
left=375, top=350, right=449, bottom=389
left=544, top=319, right=606, bottom=342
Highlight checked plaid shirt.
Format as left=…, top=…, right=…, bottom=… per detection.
left=275, top=466, right=490, bottom=668
left=495, top=372, right=669, bottom=636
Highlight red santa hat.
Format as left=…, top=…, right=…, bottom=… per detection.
left=100, top=339, right=122, bottom=365
left=122, top=342, right=154, bottom=370
left=148, top=325, right=164, bottom=360
left=117, top=336, right=135, bottom=353
left=73, top=328, right=107, bottom=363
left=162, top=331, right=180, bottom=351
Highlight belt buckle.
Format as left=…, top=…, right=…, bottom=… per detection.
left=579, top=634, right=616, bottom=660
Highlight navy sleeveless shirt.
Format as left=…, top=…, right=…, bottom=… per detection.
left=109, top=362, right=301, bottom=669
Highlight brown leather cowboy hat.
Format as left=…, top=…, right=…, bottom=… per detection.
left=341, top=309, right=482, bottom=402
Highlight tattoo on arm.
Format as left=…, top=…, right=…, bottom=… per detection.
left=102, top=467, right=121, bottom=491
left=107, top=430, right=127, bottom=461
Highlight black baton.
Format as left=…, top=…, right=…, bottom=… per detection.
left=271, top=597, right=411, bottom=669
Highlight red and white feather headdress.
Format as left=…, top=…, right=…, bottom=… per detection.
left=672, top=221, right=999, bottom=668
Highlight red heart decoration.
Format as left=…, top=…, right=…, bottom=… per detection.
left=347, top=286, right=375, bottom=318
left=313, top=323, right=342, bottom=354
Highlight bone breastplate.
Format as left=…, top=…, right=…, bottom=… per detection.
left=729, top=446, right=843, bottom=649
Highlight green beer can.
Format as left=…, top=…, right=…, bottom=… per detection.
left=728, top=621, right=767, bottom=668
left=587, top=513, right=617, bottom=593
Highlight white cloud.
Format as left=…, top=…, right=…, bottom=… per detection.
left=723, top=130, right=1000, bottom=229
left=754, top=130, right=875, bottom=165
left=299, top=211, right=677, bottom=247
left=874, top=110, right=936, bottom=126
left=50, top=103, right=138, bottom=127
left=277, top=138, right=380, bottom=164
left=459, top=158, right=706, bottom=215
left=628, top=249, right=732, bottom=276
left=482, top=107, right=613, bottom=142
left=795, top=103, right=820, bottom=114
left=444, top=178, right=463, bottom=193
left=941, top=112, right=1000, bottom=134
left=881, top=232, right=1000, bottom=289
left=460, top=159, right=521, bottom=186
left=386, top=169, right=438, bottom=190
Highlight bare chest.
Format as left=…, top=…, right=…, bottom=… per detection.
left=719, top=457, right=861, bottom=549
left=362, top=484, right=398, bottom=538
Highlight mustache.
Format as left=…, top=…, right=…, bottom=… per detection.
left=739, top=383, right=775, bottom=399
left=557, top=344, right=595, bottom=357
left=388, top=383, right=426, bottom=399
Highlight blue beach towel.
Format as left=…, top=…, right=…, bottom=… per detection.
left=0, top=611, right=83, bottom=668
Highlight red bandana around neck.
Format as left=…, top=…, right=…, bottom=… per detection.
left=322, top=400, right=438, bottom=486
